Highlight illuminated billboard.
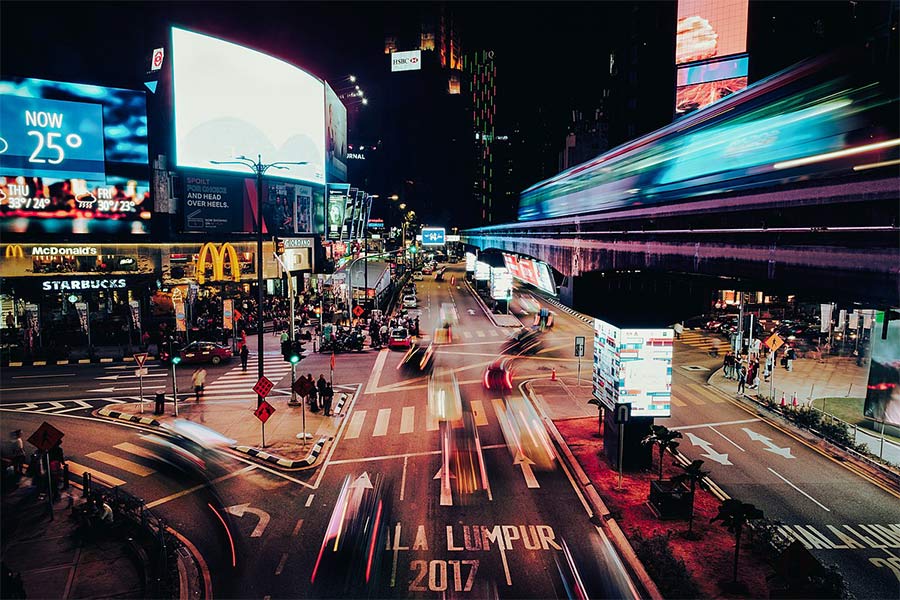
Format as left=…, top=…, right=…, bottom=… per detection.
left=864, top=310, right=900, bottom=427
left=325, top=82, right=347, bottom=183
left=171, top=27, right=325, bottom=185
left=326, top=183, right=350, bottom=240
left=675, top=0, right=748, bottom=116
left=676, top=0, right=747, bottom=65
left=474, top=261, right=490, bottom=281
left=490, top=267, right=513, bottom=300
left=0, top=77, right=151, bottom=236
left=592, top=319, right=673, bottom=418
left=502, top=253, right=557, bottom=296
left=465, top=252, right=476, bottom=272
left=391, top=50, right=422, bottom=72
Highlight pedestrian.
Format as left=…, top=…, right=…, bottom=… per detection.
left=192, top=367, right=207, bottom=402
left=673, top=321, right=684, bottom=340
left=308, top=375, right=319, bottom=412
left=322, top=382, right=334, bottom=417
left=737, top=363, right=747, bottom=394
left=141, top=330, right=150, bottom=349
left=316, top=374, right=328, bottom=410
left=9, top=430, right=25, bottom=477
left=240, top=344, right=249, bottom=371
left=414, top=316, right=420, bottom=337
left=786, top=346, right=795, bottom=372
left=723, top=352, right=733, bottom=379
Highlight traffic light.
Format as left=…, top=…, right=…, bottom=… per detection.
left=289, top=340, right=305, bottom=364
left=275, top=237, right=285, bottom=255
left=172, top=356, right=182, bottom=365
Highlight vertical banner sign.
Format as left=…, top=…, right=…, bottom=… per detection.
left=223, top=299, right=234, bottom=330
left=74, top=302, right=89, bottom=334
left=295, top=185, right=313, bottom=233
left=25, top=303, right=40, bottom=335
left=129, top=300, right=141, bottom=332
left=174, top=299, right=187, bottom=332
left=820, top=303, right=833, bottom=333
left=327, top=184, right=350, bottom=240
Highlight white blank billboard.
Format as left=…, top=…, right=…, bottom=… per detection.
left=172, top=28, right=325, bottom=185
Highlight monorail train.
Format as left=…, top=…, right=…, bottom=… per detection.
left=517, top=53, right=899, bottom=222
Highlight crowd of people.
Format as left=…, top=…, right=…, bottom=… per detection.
left=723, top=344, right=798, bottom=394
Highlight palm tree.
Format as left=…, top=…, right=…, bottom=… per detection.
left=711, top=499, right=765, bottom=586
left=672, top=459, right=710, bottom=538
left=641, top=425, right=683, bottom=480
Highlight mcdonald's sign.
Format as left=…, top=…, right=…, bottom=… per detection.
left=4, top=245, right=25, bottom=258
left=196, top=243, right=241, bottom=285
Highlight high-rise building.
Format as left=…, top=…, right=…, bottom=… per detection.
left=464, top=49, right=497, bottom=225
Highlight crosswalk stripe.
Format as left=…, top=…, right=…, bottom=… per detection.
left=470, top=400, right=489, bottom=426
left=476, top=330, right=486, bottom=338
left=345, top=410, right=366, bottom=439
left=86, top=451, right=154, bottom=477
left=67, top=461, right=127, bottom=487
left=426, top=407, right=439, bottom=431
left=114, top=442, right=161, bottom=461
left=400, top=406, right=415, bottom=434
left=373, top=409, right=391, bottom=437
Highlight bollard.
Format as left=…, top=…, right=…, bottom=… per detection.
left=551, top=368, right=557, bottom=381
left=154, top=391, right=165, bottom=415
left=791, top=391, right=798, bottom=406
left=83, top=472, right=91, bottom=498
left=63, top=463, right=69, bottom=490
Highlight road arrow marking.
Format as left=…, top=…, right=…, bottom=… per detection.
left=742, top=428, right=795, bottom=458
left=514, top=450, right=540, bottom=488
left=351, top=472, right=374, bottom=490
left=96, top=375, right=120, bottom=380
left=684, top=432, right=732, bottom=465
left=226, top=503, right=271, bottom=537
left=467, top=309, right=476, bottom=316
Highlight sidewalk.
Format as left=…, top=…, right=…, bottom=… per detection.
left=1, top=481, right=144, bottom=599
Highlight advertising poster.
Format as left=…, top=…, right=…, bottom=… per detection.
left=264, top=181, right=297, bottom=234
left=676, top=0, right=748, bottom=65
left=593, top=319, right=621, bottom=410
left=25, top=303, right=40, bottom=337
left=129, top=300, right=141, bottom=332
left=0, top=77, right=151, bottom=236
left=864, top=310, right=900, bottom=427
left=171, top=28, right=325, bottom=185
left=182, top=174, right=244, bottom=233
left=223, top=298, right=234, bottom=330
left=465, top=252, right=477, bottom=273
left=490, top=267, right=513, bottom=300
left=174, top=299, right=187, bottom=332
left=327, top=184, right=349, bottom=240
left=295, top=185, right=313, bottom=233
left=325, top=83, right=348, bottom=183
left=75, top=302, right=89, bottom=334
left=675, top=77, right=748, bottom=116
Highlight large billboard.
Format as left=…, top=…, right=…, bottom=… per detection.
left=171, top=27, right=325, bottom=185
left=864, top=310, right=900, bottom=427
left=675, top=0, right=749, bottom=117
left=391, top=50, right=422, bottom=72
left=502, top=253, right=557, bottom=296
left=326, top=183, right=350, bottom=240
left=0, top=77, right=151, bottom=235
left=325, top=82, right=347, bottom=183
left=592, top=318, right=673, bottom=418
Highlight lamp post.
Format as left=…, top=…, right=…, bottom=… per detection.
left=211, top=155, right=308, bottom=407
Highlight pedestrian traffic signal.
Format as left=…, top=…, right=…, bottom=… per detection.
left=289, top=340, right=304, bottom=364
left=172, top=356, right=182, bottom=365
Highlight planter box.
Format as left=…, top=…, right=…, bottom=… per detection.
left=647, top=479, right=693, bottom=520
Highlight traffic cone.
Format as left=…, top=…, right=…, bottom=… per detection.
left=791, top=392, right=798, bottom=406
left=551, top=368, right=557, bottom=381
left=780, top=392, right=786, bottom=407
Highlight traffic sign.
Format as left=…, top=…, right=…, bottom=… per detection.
left=254, top=400, right=276, bottom=424
left=763, top=333, right=785, bottom=352
left=253, top=376, right=274, bottom=398
left=614, top=403, right=632, bottom=425
left=292, top=377, right=309, bottom=395
left=28, top=421, right=64, bottom=452
left=135, top=367, right=149, bottom=377
left=421, top=227, right=446, bottom=246
left=574, top=336, right=586, bottom=357
left=353, top=305, right=365, bottom=317
left=133, top=352, right=148, bottom=367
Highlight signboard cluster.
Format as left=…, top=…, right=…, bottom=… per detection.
left=592, top=318, right=673, bottom=418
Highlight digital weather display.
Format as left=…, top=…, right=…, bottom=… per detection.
left=0, top=77, right=151, bottom=235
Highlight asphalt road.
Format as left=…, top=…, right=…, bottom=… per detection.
left=4, top=263, right=898, bottom=598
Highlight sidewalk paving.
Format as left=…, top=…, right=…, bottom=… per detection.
left=1, top=482, right=143, bottom=599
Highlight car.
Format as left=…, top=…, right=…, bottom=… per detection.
left=501, top=329, right=544, bottom=356
left=397, top=342, right=435, bottom=372
left=388, top=327, right=412, bottom=349
left=422, top=266, right=433, bottom=275
left=160, top=341, right=232, bottom=365
left=412, top=272, right=424, bottom=281
left=483, top=359, right=514, bottom=392
left=402, top=294, right=418, bottom=308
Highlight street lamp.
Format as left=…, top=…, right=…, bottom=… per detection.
left=211, top=155, right=308, bottom=407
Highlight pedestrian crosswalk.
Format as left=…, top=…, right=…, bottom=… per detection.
left=460, top=329, right=501, bottom=339
left=199, top=358, right=295, bottom=403
left=0, top=398, right=127, bottom=416
left=66, top=437, right=170, bottom=488
left=679, top=331, right=726, bottom=352
left=342, top=399, right=493, bottom=440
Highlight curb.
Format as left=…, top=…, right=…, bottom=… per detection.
left=98, top=407, right=161, bottom=427
left=522, top=381, right=663, bottom=600
left=461, top=279, right=519, bottom=328
left=4, top=356, right=159, bottom=368
left=538, top=293, right=595, bottom=326
left=232, top=435, right=328, bottom=469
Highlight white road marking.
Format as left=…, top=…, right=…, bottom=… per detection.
left=6, top=384, right=68, bottom=391
left=400, top=406, right=415, bottom=434
left=274, top=552, right=289, bottom=576
left=400, top=456, right=408, bottom=501
left=768, top=467, right=830, bottom=511
left=292, top=518, right=304, bottom=536
left=671, top=418, right=761, bottom=431
left=364, top=350, right=389, bottom=395
left=470, top=400, right=489, bottom=426
left=345, top=410, right=366, bottom=439
left=373, top=408, right=391, bottom=437
left=708, top=426, right=745, bottom=452
left=305, top=494, right=315, bottom=507
left=86, top=450, right=154, bottom=476
left=13, top=373, right=76, bottom=379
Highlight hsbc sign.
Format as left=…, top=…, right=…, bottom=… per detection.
left=391, top=50, right=422, bottom=72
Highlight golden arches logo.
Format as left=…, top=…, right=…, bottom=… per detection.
left=4, top=245, right=24, bottom=258
left=196, top=243, right=241, bottom=284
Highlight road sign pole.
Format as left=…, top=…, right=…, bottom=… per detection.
left=139, top=372, right=144, bottom=414
left=172, top=362, right=179, bottom=417
left=262, top=421, right=265, bottom=449
left=577, top=356, right=582, bottom=387
left=617, top=423, right=624, bottom=490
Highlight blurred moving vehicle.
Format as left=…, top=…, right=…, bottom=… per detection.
left=428, top=367, right=463, bottom=422
left=388, top=327, right=412, bottom=349
left=402, top=294, right=418, bottom=308
left=397, top=342, right=434, bottom=373
left=483, top=359, right=514, bottom=392
left=311, top=472, right=390, bottom=596
left=422, top=265, right=433, bottom=275
left=495, top=394, right=556, bottom=471
left=412, top=271, right=423, bottom=281
left=554, top=535, right=640, bottom=600
left=160, top=341, right=232, bottom=365
left=502, top=328, right=544, bottom=356
left=447, top=413, right=490, bottom=502
left=142, top=419, right=235, bottom=476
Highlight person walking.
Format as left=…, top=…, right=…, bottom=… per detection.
left=192, top=367, right=207, bottom=402
left=316, top=374, right=328, bottom=412
left=723, top=351, right=733, bottom=379
left=308, top=374, right=319, bottom=412
left=240, top=344, right=249, bottom=372
left=322, top=382, right=334, bottom=417
left=737, top=362, right=747, bottom=394
left=9, top=430, right=25, bottom=478
left=786, top=346, right=795, bottom=372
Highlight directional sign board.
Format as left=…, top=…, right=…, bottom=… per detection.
left=133, top=352, right=148, bottom=367
left=421, top=227, right=446, bottom=246
left=763, top=333, right=785, bottom=353
left=253, top=376, right=274, bottom=398
left=28, top=421, right=64, bottom=452
left=135, top=368, right=149, bottom=377
left=574, top=336, right=586, bottom=357
left=613, top=403, right=632, bottom=425
left=254, top=400, right=275, bottom=424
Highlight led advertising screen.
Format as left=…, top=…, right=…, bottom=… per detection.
left=592, top=319, right=673, bottom=417
left=474, top=261, right=490, bottom=281
left=465, top=252, right=476, bottom=273
left=675, top=76, right=749, bottom=116
left=676, top=55, right=748, bottom=86
left=171, top=27, right=325, bottom=185
left=676, top=0, right=748, bottom=65
left=0, top=77, right=151, bottom=235
left=325, top=82, right=347, bottom=183
left=864, top=310, right=900, bottom=427
left=502, top=253, right=557, bottom=296
left=490, top=267, right=513, bottom=300
left=326, top=183, right=349, bottom=240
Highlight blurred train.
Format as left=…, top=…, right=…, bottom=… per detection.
left=517, top=53, right=898, bottom=222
